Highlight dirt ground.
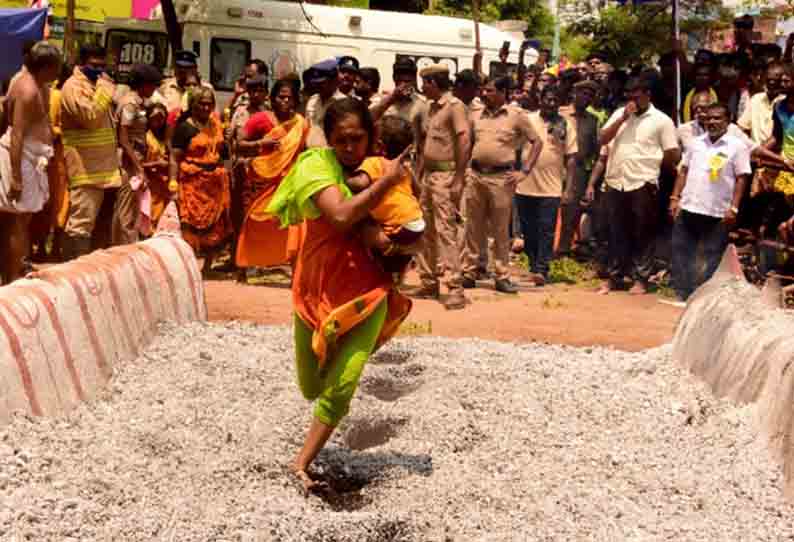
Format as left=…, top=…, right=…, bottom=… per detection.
left=205, top=272, right=683, bottom=352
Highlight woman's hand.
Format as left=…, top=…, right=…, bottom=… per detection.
left=360, top=222, right=392, bottom=252
left=259, top=136, right=280, bottom=152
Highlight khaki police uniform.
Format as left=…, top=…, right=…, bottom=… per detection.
left=115, top=90, right=149, bottom=245
left=464, top=103, right=539, bottom=282
left=154, top=77, right=214, bottom=112
left=416, top=90, right=469, bottom=292
left=305, top=90, right=346, bottom=148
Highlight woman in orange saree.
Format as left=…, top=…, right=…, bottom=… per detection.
left=235, top=79, right=308, bottom=269
left=266, top=98, right=413, bottom=495
left=169, top=87, right=232, bottom=273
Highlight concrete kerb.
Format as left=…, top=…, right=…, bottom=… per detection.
left=672, top=244, right=794, bottom=498
left=0, top=236, right=206, bottom=425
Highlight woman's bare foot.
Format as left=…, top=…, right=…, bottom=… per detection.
left=289, top=464, right=330, bottom=497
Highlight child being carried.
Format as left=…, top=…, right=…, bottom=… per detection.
left=346, top=115, right=424, bottom=272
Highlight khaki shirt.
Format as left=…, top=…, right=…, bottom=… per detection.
left=603, top=104, right=678, bottom=192
left=419, top=91, right=468, bottom=163
left=117, top=90, right=148, bottom=175
left=370, top=92, right=427, bottom=126
left=305, top=90, right=346, bottom=148
left=470, top=103, right=538, bottom=168
left=518, top=112, right=577, bottom=197
left=153, top=77, right=214, bottom=112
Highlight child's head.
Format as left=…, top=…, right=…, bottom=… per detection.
left=147, top=102, right=168, bottom=136
left=376, top=115, right=412, bottom=160
left=324, top=97, right=374, bottom=170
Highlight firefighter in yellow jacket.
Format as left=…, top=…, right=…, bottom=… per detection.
left=61, top=44, right=125, bottom=259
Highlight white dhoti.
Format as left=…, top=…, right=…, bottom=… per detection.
left=0, top=130, right=54, bottom=214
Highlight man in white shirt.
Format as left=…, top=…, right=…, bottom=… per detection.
left=737, top=62, right=784, bottom=146
left=669, top=103, right=751, bottom=304
left=598, top=76, right=680, bottom=295
left=680, top=89, right=791, bottom=168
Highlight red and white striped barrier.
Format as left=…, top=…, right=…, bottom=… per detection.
left=0, top=235, right=206, bottom=424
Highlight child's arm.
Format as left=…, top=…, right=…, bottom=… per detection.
left=346, top=171, right=373, bottom=193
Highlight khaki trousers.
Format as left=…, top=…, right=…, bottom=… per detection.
left=64, top=181, right=138, bottom=245
left=459, top=168, right=490, bottom=271
left=416, top=171, right=464, bottom=291
left=462, top=171, right=514, bottom=281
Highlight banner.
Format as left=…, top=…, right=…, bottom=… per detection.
left=0, top=8, right=46, bottom=82
left=132, top=0, right=159, bottom=20
left=0, top=0, right=131, bottom=22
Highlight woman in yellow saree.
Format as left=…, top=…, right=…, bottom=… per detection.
left=236, top=79, right=308, bottom=269
left=142, top=103, right=172, bottom=230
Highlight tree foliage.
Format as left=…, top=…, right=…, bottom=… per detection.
left=567, top=0, right=731, bottom=67
left=425, top=0, right=556, bottom=43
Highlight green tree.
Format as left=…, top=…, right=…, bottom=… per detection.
left=425, top=0, right=556, bottom=43
left=567, top=1, right=729, bottom=67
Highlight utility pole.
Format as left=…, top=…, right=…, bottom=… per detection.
left=472, top=0, right=482, bottom=75
left=672, top=0, right=680, bottom=125
left=64, top=0, right=76, bottom=64
left=550, top=0, right=560, bottom=62
left=160, top=0, right=183, bottom=61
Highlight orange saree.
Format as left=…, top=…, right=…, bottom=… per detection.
left=176, top=116, right=232, bottom=253
left=266, top=148, right=412, bottom=367
left=235, top=114, right=308, bottom=267
left=143, top=131, right=171, bottom=228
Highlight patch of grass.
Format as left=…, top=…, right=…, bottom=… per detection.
left=517, top=252, right=530, bottom=271
left=398, top=320, right=433, bottom=336
left=548, top=257, right=593, bottom=285
left=541, top=294, right=566, bottom=309
left=655, top=275, right=677, bottom=300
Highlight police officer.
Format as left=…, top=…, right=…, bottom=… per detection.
left=304, top=58, right=346, bottom=148
left=154, top=50, right=213, bottom=112
left=414, top=64, right=470, bottom=310
left=337, top=55, right=360, bottom=97
left=462, top=76, right=542, bottom=294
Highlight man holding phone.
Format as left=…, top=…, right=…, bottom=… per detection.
left=597, top=76, right=680, bottom=295
left=370, top=57, right=426, bottom=126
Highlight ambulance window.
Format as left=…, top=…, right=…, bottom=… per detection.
left=105, top=30, right=169, bottom=84
left=210, top=39, right=251, bottom=92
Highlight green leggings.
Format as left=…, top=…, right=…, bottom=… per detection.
left=294, top=300, right=387, bottom=427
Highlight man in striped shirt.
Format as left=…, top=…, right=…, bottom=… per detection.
left=61, top=45, right=121, bottom=259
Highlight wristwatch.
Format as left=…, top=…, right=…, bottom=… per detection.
left=730, top=206, right=739, bottom=214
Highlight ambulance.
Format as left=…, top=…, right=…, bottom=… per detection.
left=102, top=0, right=536, bottom=105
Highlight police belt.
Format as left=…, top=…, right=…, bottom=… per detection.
left=424, top=160, right=456, bottom=172
left=471, top=161, right=514, bottom=175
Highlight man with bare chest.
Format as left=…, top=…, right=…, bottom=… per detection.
left=0, top=42, right=61, bottom=284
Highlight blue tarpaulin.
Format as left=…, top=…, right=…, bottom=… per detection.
left=0, top=8, right=47, bottom=86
